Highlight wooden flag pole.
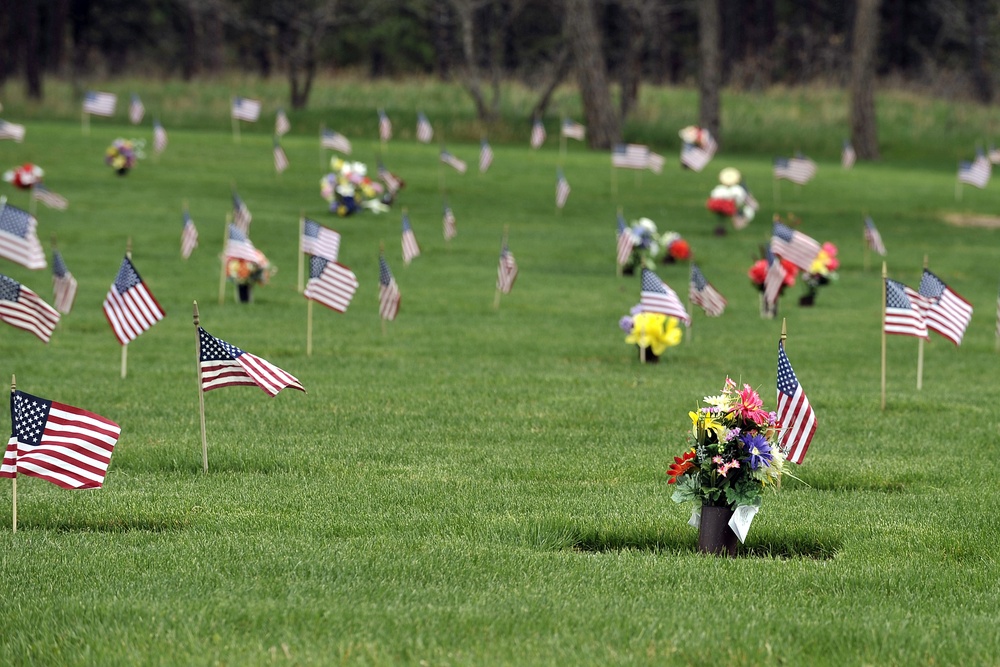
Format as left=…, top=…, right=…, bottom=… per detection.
left=917, top=255, right=928, bottom=390
left=28, top=185, right=37, bottom=216
left=232, top=111, right=240, bottom=145
left=218, top=214, right=231, bottom=305
left=559, top=129, right=567, bottom=167
left=379, top=241, right=388, bottom=337
left=779, top=319, right=787, bottom=409
left=687, top=258, right=694, bottom=344
left=616, top=206, right=624, bottom=277
left=611, top=163, right=619, bottom=201
left=862, top=221, right=871, bottom=273
left=193, top=301, right=209, bottom=473
left=306, top=299, right=314, bottom=357
left=121, top=239, right=132, bottom=380
left=10, top=374, right=16, bottom=533
left=297, top=214, right=305, bottom=293
left=881, top=262, right=888, bottom=411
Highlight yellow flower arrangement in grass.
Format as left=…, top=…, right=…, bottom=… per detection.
left=621, top=310, right=682, bottom=357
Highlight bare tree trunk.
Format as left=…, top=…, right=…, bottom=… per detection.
left=565, top=0, right=619, bottom=149
left=287, top=2, right=337, bottom=110
left=619, top=0, right=646, bottom=121
left=966, top=0, right=992, bottom=103
left=453, top=0, right=490, bottom=120
left=850, top=0, right=881, bottom=160
left=698, top=0, right=721, bottom=142
left=46, top=0, right=70, bottom=75
left=530, top=47, right=571, bottom=120
left=22, top=0, right=43, bottom=99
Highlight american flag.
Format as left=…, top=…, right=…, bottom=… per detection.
left=378, top=109, right=392, bottom=142
left=989, top=145, right=1000, bottom=164
left=320, top=129, right=352, bottom=154
left=198, top=326, right=305, bottom=396
left=153, top=119, right=168, bottom=154
left=181, top=209, right=198, bottom=259
left=416, top=112, right=433, bottom=143
left=378, top=161, right=401, bottom=194
left=556, top=169, right=571, bottom=209
left=771, top=221, right=821, bottom=271
left=0, top=119, right=26, bottom=142
left=777, top=340, right=817, bottom=465
left=612, top=144, right=649, bottom=170
left=919, top=269, right=973, bottom=346
left=773, top=156, right=817, bottom=185
left=0, top=274, right=60, bottom=342
left=128, top=93, right=145, bottom=125
left=275, top=108, right=290, bottom=136
left=401, top=214, right=420, bottom=265
left=231, top=97, right=261, bottom=122
left=300, top=218, right=340, bottom=261
left=561, top=118, right=585, bottom=141
left=232, top=192, right=252, bottom=233
left=884, top=278, right=928, bottom=339
left=689, top=264, right=727, bottom=317
left=378, top=254, right=401, bottom=321
left=1, top=390, right=120, bottom=490
left=680, top=135, right=717, bottom=172
left=51, top=249, right=77, bottom=314
left=864, top=216, right=886, bottom=256
left=443, top=204, right=457, bottom=241
left=530, top=119, right=546, bottom=149
left=32, top=184, right=68, bottom=211
left=304, top=256, right=358, bottom=313
left=0, top=200, right=46, bottom=269
left=103, top=256, right=165, bottom=345
left=83, top=91, right=117, bottom=117
left=440, top=150, right=467, bottom=174
left=273, top=140, right=289, bottom=174
left=763, top=246, right=786, bottom=307
left=958, top=151, right=991, bottom=189
left=479, top=139, right=494, bottom=173
left=497, top=241, right=518, bottom=294
left=639, top=268, right=690, bottom=325
left=616, top=212, right=634, bottom=267
left=224, top=224, right=264, bottom=264
left=841, top=140, right=856, bottom=169
left=646, top=151, right=665, bottom=174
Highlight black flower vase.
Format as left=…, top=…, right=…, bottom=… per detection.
left=697, top=504, right=738, bottom=556
left=237, top=284, right=252, bottom=303
left=799, top=290, right=816, bottom=307
left=637, top=346, right=659, bottom=364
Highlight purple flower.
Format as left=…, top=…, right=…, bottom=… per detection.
left=740, top=433, right=773, bottom=470
left=619, top=316, right=634, bottom=333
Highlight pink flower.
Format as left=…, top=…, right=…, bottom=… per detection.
left=732, top=384, right=771, bottom=425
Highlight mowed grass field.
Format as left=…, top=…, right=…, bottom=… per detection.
left=2, top=82, right=1000, bottom=665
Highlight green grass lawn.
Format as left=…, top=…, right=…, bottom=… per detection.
left=1, top=86, right=1000, bottom=665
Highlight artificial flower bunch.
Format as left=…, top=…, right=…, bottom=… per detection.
left=799, top=242, right=840, bottom=306
left=705, top=167, right=758, bottom=234
left=226, top=255, right=274, bottom=287
left=105, top=138, right=142, bottom=174
left=667, top=377, right=785, bottom=510
left=747, top=252, right=798, bottom=295
left=619, top=306, right=682, bottom=361
left=622, top=218, right=691, bottom=273
left=320, top=158, right=399, bottom=216
left=3, top=163, right=44, bottom=189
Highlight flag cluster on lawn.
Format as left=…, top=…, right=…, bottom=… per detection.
left=153, top=119, right=168, bottom=154
left=770, top=221, right=820, bottom=271
left=639, top=269, right=690, bottom=325
left=773, top=155, right=817, bottom=184
left=51, top=250, right=77, bottom=314
left=83, top=91, right=117, bottom=117
left=479, top=139, right=494, bottom=173
left=300, top=219, right=340, bottom=261
left=304, top=256, right=358, bottom=313
left=379, top=254, right=401, bottom=320
left=103, top=256, right=165, bottom=345
left=181, top=209, right=198, bottom=259
left=864, top=216, right=886, bottom=256
left=440, top=150, right=467, bottom=174
left=32, top=185, right=68, bottom=211
left=275, top=109, right=290, bottom=137
left=497, top=241, right=518, bottom=294
left=231, top=97, right=262, bottom=123
left=401, top=213, right=420, bottom=265
left=321, top=129, right=352, bottom=154
left=2, top=390, right=121, bottom=490
left=919, top=269, right=973, bottom=345
left=561, top=118, right=585, bottom=141
left=0, top=274, right=60, bottom=342
left=556, top=169, right=571, bottom=209
left=530, top=119, right=546, bottom=149
left=884, top=278, right=929, bottom=339
left=0, top=119, right=26, bottom=142
left=416, top=112, right=433, bottom=143
left=199, top=327, right=304, bottom=396
left=689, top=264, right=727, bottom=317
left=129, top=94, right=145, bottom=125
left=957, top=150, right=991, bottom=189
left=0, top=200, right=46, bottom=269
left=777, top=340, right=817, bottom=465
left=378, top=109, right=392, bottom=142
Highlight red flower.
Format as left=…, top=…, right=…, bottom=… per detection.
left=666, top=450, right=697, bottom=483
left=748, top=259, right=768, bottom=286
left=669, top=239, right=691, bottom=261
left=780, top=259, right=799, bottom=286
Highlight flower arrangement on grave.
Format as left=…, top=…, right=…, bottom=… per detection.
left=705, top=167, right=758, bottom=235
left=619, top=306, right=682, bottom=362
left=226, top=254, right=274, bottom=287
left=105, top=138, right=142, bottom=174
left=320, top=158, right=399, bottom=216
left=621, top=218, right=691, bottom=273
left=3, top=163, right=44, bottom=189
left=799, top=242, right=840, bottom=306
left=667, top=378, right=785, bottom=550
left=748, top=253, right=798, bottom=296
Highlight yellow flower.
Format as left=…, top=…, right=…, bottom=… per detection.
left=625, top=313, right=683, bottom=356
left=809, top=251, right=831, bottom=276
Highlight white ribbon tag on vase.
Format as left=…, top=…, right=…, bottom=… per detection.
left=728, top=505, right=759, bottom=543
left=688, top=507, right=701, bottom=529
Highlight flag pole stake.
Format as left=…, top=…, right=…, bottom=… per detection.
left=307, top=299, right=314, bottom=357
left=10, top=374, right=16, bottom=533
left=218, top=214, right=231, bottom=305
left=881, top=262, right=888, bottom=411
left=232, top=113, right=240, bottom=145
left=121, top=240, right=132, bottom=380
left=193, top=302, right=209, bottom=473
left=917, top=254, right=928, bottom=390
left=297, top=214, right=305, bottom=294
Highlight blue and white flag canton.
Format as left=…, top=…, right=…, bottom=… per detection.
left=919, top=269, right=973, bottom=346
left=198, top=326, right=304, bottom=396
left=639, top=268, right=689, bottom=325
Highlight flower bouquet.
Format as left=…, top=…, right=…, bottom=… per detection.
left=619, top=306, right=682, bottom=363
left=621, top=218, right=690, bottom=274
left=705, top=167, right=758, bottom=235
left=748, top=250, right=798, bottom=319
left=105, top=138, right=142, bottom=175
left=3, top=163, right=44, bottom=189
left=320, top=158, right=398, bottom=217
left=799, top=242, right=839, bottom=306
left=226, top=254, right=275, bottom=302
left=667, top=378, right=785, bottom=555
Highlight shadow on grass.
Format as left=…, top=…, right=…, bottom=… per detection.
left=792, top=472, right=910, bottom=493
left=19, top=515, right=190, bottom=533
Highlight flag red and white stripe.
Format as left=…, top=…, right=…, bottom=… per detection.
left=304, top=257, right=358, bottom=313
left=153, top=119, right=168, bottom=154
left=273, top=141, right=289, bottom=174
left=646, top=151, right=665, bottom=174
left=300, top=218, right=340, bottom=261
left=129, top=94, right=145, bottom=125
left=181, top=209, right=198, bottom=259
left=2, top=390, right=120, bottom=489
left=83, top=91, right=117, bottom=117
left=884, top=279, right=928, bottom=339
left=416, top=112, right=433, bottom=143
left=957, top=153, right=991, bottom=189
left=556, top=170, right=571, bottom=209
left=770, top=221, right=821, bottom=271
left=231, top=97, right=262, bottom=122
left=689, top=264, right=727, bottom=317
left=777, top=340, right=817, bottom=465
left=680, top=134, right=717, bottom=172
left=0, top=202, right=46, bottom=269
left=321, top=129, right=352, bottom=154
left=530, top=120, right=546, bottom=149
left=102, top=256, right=165, bottom=345
left=497, top=243, right=518, bottom=294
left=561, top=118, right=585, bottom=141
left=379, top=255, right=401, bottom=320
left=612, top=144, right=649, bottom=170
left=919, top=269, right=973, bottom=346
left=443, top=205, right=457, bottom=241
left=440, top=150, right=467, bottom=174
left=198, top=326, right=304, bottom=396
left=0, top=120, right=26, bottom=142
left=841, top=141, right=856, bottom=169
left=32, top=185, right=68, bottom=211
left=0, top=274, right=60, bottom=342
left=401, top=215, right=420, bottom=265
left=640, top=269, right=690, bottom=325
left=616, top=214, right=634, bottom=267
left=275, top=109, right=290, bottom=136
left=773, top=156, right=817, bottom=185
left=51, top=250, right=77, bottom=314
left=479, top=139, right=494, bottom=173
left=378, top=109, right=392, bottom=142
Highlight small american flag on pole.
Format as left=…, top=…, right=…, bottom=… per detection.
left=770, top=221, right=821, bottom=271
left=378, top=254, right=401, bottom=321
left=198, top=326, right=305, bottom=396
left=320, top=129, right=352, bottom=154
left=919, top=269, right=973, bottom=346
left=841, top=140, right=856, bottom=169
left=479, top=139, right=494, bottom=173
left=556, top=169, right=571, bottom=209
left=440, top=150, right=467, bottom=174
left=680, top=134, right=718, bottom=172
left=51, top=250, right=77, bottom=314
left=0, top=274, right=60, bottom=342
left=231, top=97, right=261, bottom=122
left=416, top=112, right=433, bottom=143
left=646, top=151, right=665, bottom=174
left=616, top=212, right=634, bottom=267
left=561, top=118, right=586, bottom=141
left=83, top=91, right=117, bottom=117
left=2, top=390, right=120, bottom=490
left=275, top=108, right=290, bottom=137
left=689, top=264, right=727, bottom=317
left=639, top=269, right=690, bottom=325
left=32, top=185, right=68, bottom=211
left=864, top=216, right=886, bottom=256
left=0, top=119, right=26, bottom=142
left=300, top=219, right=340, bottom=261
left=103, top=256, right=165, bottom=345
left=232, top=192, right=252, bottom=233
left=773, top=155, right=817, bottom=185
left=612, top=144, right=649, bottom=170
left=273, top=139, right=289, bottom=174
left=443, top=204, right=457, bottom=241
left=530, top=119, right=546, bottom=149
left=401, top=213, right=420, bottom=265
left=378, top=161, right=401, bottom=194
left=497, top=241, right=518, bottom=295
left=378, top=109, right=392, bottom=142
left=152, top=119, right=168, bottom=154
left=777, top=339, right=817, bottom=465
left=957, top=151, right=991, bottom=189
left=304, top=256, right=358, bottom=313
left=884, top=278, right=928, bottom=339
left=0, top=200, right=46, bottom=269
left=763, top=246, right=786, bottom=308
left=181, top=209, right=198, bottom=259
left=224, top=224, right=265, bottom=264
left=128, top=93, right=145, bottom=125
